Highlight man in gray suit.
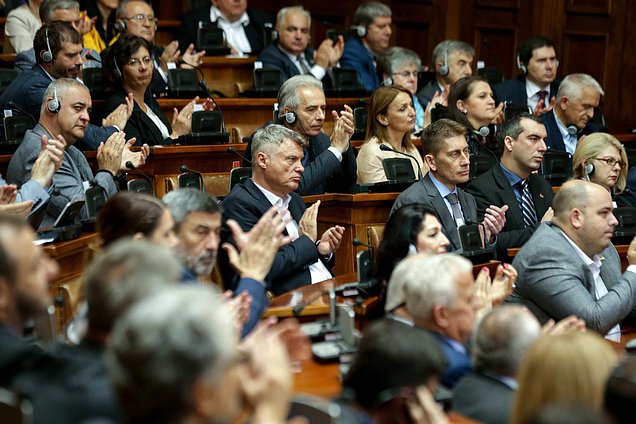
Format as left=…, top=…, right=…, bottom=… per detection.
left=392, top=119, right=506, bottom=252
left=507, top=179, right=636, bottom=340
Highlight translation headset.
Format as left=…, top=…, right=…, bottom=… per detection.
left=114, top=17, right=157, bottom=33
left=584, top=161, right=595, bottom=179
left=516, top=54, right=527, bottom=75
left=47, top=87, right=60, bottom=113
left=381, top=76, right=393, bottom=86
left=279, top=110, right=297, bottom=125
left=351, top=25, right=366, bottom=38
left=113, top=57, right=122, bottom=80
left=41, top=27, right=54, bottom=63
left=438, top=50, right=449, bottom=76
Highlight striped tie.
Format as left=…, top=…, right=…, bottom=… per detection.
left=519, top=179, right=538, bottom=227
left=297, top=55, right=311, bottom=74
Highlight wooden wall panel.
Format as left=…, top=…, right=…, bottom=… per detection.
left=561, top=34, right=608, bottom=84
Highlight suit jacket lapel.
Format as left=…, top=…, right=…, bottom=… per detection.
left=423, top=175, right=460, bottom=249
left=492, top=165, right=524, bottom=228
left=529, top=175, right=551, bottom=219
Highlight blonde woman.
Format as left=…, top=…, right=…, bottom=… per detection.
left=572, top=132, right=628, bottom=193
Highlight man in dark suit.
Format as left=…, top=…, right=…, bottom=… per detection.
left=257, top=6, right=343, bottom=85
left=396, top=254, right=480, bottom=388
left=540, top=73, right=602, bottom=155
left=392, top=119, right=506, bottom=252
left=0, top=22, right=129, bottom=150
left=454, top=305, right=543, bottom=424
left=176, top=0, right=272, bottom=55
left=340, top=1, right=392, bottom=91
left=245, top=75, right=357, bottom=195
left=115, top=0, right=205, bottom=96
left=493, top=36, right=561, bottom=115
left=416, top=39, right=474, bottom=111
left=466, top=113, right=554, bottom=261
left=507, top=180, right=636, bottom=339
left=0, top=215, right=59, bottom=388
left=222, top=124, right=345, bottom=295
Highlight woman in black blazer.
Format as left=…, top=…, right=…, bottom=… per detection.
left=102, top=35, right=197, bottom=146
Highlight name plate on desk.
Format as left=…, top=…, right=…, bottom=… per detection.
left=178, top=132, right=230, bottom=145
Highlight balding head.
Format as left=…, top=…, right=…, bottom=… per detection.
left=552, top=180, right=617, bottom=257
left=473, top=305, right=541, bottom=377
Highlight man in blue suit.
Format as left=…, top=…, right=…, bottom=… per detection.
left=493, top=36, right=561, bottom=115
left=257, top=6, right=343, bottom=85
left=540, top=73, right=602, bottom=155
left=396, top=253, right=481, bottom=388
left=340, top=1, right=392, bottom=91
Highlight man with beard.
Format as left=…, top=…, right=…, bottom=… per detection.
left=163, top=188, right=282, bottom=335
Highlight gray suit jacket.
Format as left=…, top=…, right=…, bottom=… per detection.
left=7, top=125, right=118, bottom=227
left=506, top=222, right=636, bottom=334
left=453, top=372, right=514, bottom=424
left=391, top=173, right=478, bottom=251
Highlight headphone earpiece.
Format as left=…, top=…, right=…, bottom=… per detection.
left=271, top=29, right=279, bottom=41
left=382, top=76, right=393, bottom=86
left=517, top=54, right=527, bottom=75
left=47, top=87, right=60, bottom=113
left=280, top=111, right=297, bottom=125
left=351, top=25, right=366, bottom=38
left=585, top=162, right=595, bottom=178
left=113, top=58, right=122, bottom=80
left=114, top=19, right=126, bottom=33
left=438, top=50, right=449, bottom=77
left=41, top=27, right=53, bottom=63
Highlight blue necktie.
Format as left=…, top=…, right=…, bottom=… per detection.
left=519, top=179, right=538, bottom=227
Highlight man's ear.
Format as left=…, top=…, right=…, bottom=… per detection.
left=424, top=154, right=437, bottom=172
left=503, top=135, right=515, bottom=153
left=431, top=304, right=449, bottom=329
left=570, top=208, right=584, bottom=229
left=255, top=151, right=268, bottom=170
left=559, top=96, right=569, bottom=111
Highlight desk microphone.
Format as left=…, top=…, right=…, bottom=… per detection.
left=179, top=164, right=204, bottom=189
left=125, top=160, right=154, bottom=193
left=379, top=144, right=423, bottom=179
left=178, top=60, right=228, bottom=133
left=226, top=146, right=252, bottom=165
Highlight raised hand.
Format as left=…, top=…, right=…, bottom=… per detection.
left=330, top=104, right=354, bottom=153
left=102, top=93, right=134, bottom=128
left=30, top=134, right=65, bottom=188
left=299, top=200, right=320, bottom=242
left=534, top=96, right=556, bottom=116
left=317, top=225, right=344, bottom=256
left=120, top=138, right=149, bottom=171
left=180, top=43, right=205, bottom=68
left=170, top=97, right=197, bottom=139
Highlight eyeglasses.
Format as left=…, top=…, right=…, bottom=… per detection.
left=392, top=71, right=419, bottom=79
left=124, top=14, right=157, bottom=23
left=593, top=157, right=626, bottom=169
left=126, top=56, right=152, bottom=67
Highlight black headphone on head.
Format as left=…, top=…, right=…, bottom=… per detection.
left=47, top=87, right=60, bottom=113
left=41, top=27, right=54, bottom=63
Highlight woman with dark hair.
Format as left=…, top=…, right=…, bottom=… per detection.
left=375, top=204, right=449, bottom=285
left=102, top=34, right=200, bottom=146
left=356, top=85, right=427, bottom=184
left=448, top=76, right=503, bottom=164
left=97, top=191, right=176, bottom=248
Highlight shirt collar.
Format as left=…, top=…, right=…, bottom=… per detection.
left=500, top=162, right=523, bottom=187
left=525, top=78, right=549, bottom=99
left=428, top=172, right=456, bottom=198
left=278, top=44, right=304, bottom=61
left=552, top=108, right=570, bottom=139
left=210, top=6, right=249, bottom=27
left=554, top=226, right=603, bottom=268
left=253, top=181, right=291, bottom=209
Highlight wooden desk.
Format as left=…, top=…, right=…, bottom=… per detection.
left=43, top=233, right=97, bottom=330
left=306, top=192, right=398, bottom=277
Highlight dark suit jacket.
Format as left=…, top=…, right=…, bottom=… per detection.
left=104, top=88, right=173, bottom=146
left=506, top=222, right=636, bottom=334
left=415, top=79, right=441, bottom=110
left=176, top=6, right=271, bottom=54
left=340, top=36, right=378, bottom=91
left=150, top=44, right=169, bottom=97
left=453, top=372, right=514, bottom=424
left=492, top=75, right=560, bottom=108
left=258, top=44, right=313, bottom=79
left=428, top=330, right=472, bottom=389
left=465, top=164, right=553, bottom=261
left=0, top=64, right=116, bottom=150
left=540, top=108, right=598, bottom=153
left=0, top=327, right=49, bottom=388
left=220, top=178, right=333, bottom=295
left=391, top=173, right=478, bottom=252
left=245, top=126, right=357, bottom=195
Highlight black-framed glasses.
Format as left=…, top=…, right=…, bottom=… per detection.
left=126, top=56, right=152, bottom=67
left=593, top=157, right=626, bottom=169
left=124, top=14, right=157, bottom=23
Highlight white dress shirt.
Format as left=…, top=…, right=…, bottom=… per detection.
left=525, top=78, right=551, bottom=113
left=210, top=6, right=251, bottom=54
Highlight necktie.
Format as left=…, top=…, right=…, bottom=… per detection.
left=519, top=179, right=538, bottom=227
left=538, top=90, right=548, bottom=105
left=297, top=55, right=311, bottom=75
left=446, top=192, right=464, bottom=227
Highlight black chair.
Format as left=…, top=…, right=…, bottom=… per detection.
left=478, top=67, right=503, bottom=86
left=197, top=25, right=231, bottom=56
left=0, top=69, right=17, bottom=94
left=468, top=153, right=496, bottom=181
left=504, top=103, right=531, bottom=121
left=127, top=178, right=154, bottom=195
left=540, top=150, right=572, bottom=186
left=430, top=104, right=449, bottom=123
left=329, top=68, right=368, bottom=95
left=624, top=148, right=636, bottom=170
left=192, top=110, right=224, bottom=133
left=613, top=207, right=636, bottom=245
left=417, top=70, right=435, bottom=89
left=253, top=68, right=284, bottom=92
left=82, top=67, right=104, bottom=99
left=353, top=106, right=367, bottom=139
left=178, top=171, right=203, bottom=191
left=382, top=157, right=415, bottom=182
left=0, top=115, right=34, bottom=154
left=229, top=166, right=251, bottom=190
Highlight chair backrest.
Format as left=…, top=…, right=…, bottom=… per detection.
left=353, top=107, right=367, bottom=138
left=540, top=150, right=572, bottom=186
left=192, top=110, right=224, bottom=134
left=229, top=167, right=251, bottom=191
left=469, top=153, right=497, bottom=180
left=0, top=69, right=17, bottom=94
left=196, top=25, right=231, bottom=55
left=332, top=68, right=363, bottom=90
left=253, top=68, right=284, bottom=91
left=3, top=115, right=34, bottom=141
